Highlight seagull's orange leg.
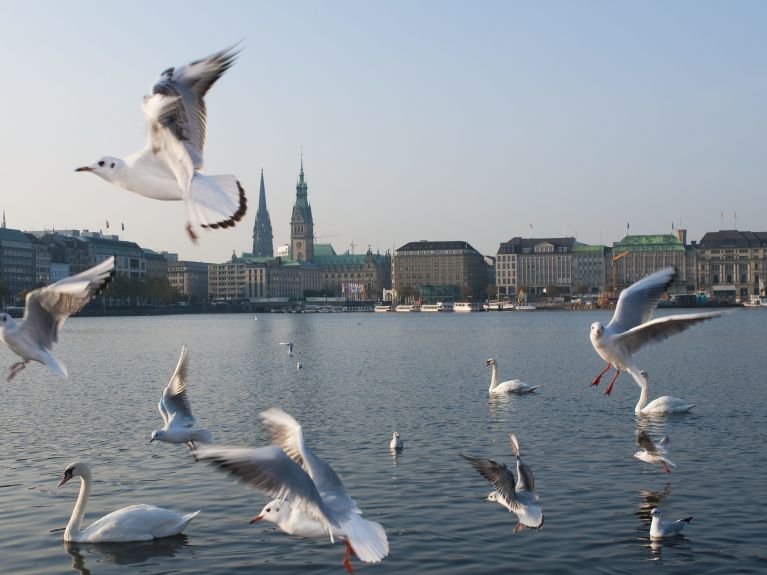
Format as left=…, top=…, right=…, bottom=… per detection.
left=342, top=539, right=356, bottom=574
left=604, top=369, right=621, bottom=396
left=591, top=362, right=611, bottom=386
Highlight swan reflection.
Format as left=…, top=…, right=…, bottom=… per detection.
left=65, top=535, right=188, bottom=574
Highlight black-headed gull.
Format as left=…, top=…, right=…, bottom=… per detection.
left=149, top=345, right=213, bottom=449
left=589, top=267, right=719, bottom=396
left=76, top=46, right=247, bottom=242
left=0, top=256, right=115, bottom=382
left=485, top=358, right=540, bottom=395
left=194, top=408, right=389, bottom=573
left=649, top=508, right=692, bottom=539
left=389, top=432, right=403, bottom=451
left=58, top=461, right=199, bottom=543
left=278, top=341, right=294, bottom=356
left=460, top=433, right=543, bottom=534
left=634, top=430, right=676, bottom=474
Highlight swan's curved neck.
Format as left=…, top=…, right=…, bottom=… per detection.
left=489, top=364, right=498, bottom=391
left=634, top=375, right=648, bottom=415
left=65, top=472, right=91, bottom=540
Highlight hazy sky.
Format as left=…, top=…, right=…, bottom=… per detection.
left=1, top=1, right=765, bottom=262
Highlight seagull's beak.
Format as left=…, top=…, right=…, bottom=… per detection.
left=148, top=437, right=155, bottom=444
left=75, top=166, right=93, bottom=172
left=249, top=515, right=264, bottom=524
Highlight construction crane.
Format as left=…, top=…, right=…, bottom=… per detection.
left=611, top=251, right=629, bottom=294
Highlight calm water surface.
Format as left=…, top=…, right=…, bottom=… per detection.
left=1, top=310, right=766, bottom=574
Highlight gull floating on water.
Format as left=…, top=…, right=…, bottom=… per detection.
left=460, top=434, right=543, bottom=534
left=389, top=432, right=403, bottom=451
left=76, top=45, right=247, bottom=242
left=194, top=408, right=389, bottom=573
left=635, top=371, right=694, bottom=415
left=0, top=257, right=114, bottom=382
left=149, top=345, right=213, bottom=449
left=589, top=267, right=719, bottom=396
left=649, top=508, right=692, bottom=539
left=485, top=358, right=540, bottom=395
left=58, top=461, right=199, bottom=543
left=634, top=430, right=676, bottom=474
left=278, top=342, right=294, bottom=356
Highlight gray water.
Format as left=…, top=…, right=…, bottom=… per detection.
left=1, top=310, right=765, bottom=575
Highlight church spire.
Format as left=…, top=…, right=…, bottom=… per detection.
left=290, top=154, right=314, bottom=262
left=252, top=168, right=274, bottom=258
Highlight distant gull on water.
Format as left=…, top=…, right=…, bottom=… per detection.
left=76, top=45, right=247, bottom=242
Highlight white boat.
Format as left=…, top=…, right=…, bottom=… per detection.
left=374, top=304, right=393, bottom=312
left=395, top=304, right=421, bottom=312
left=421, top=302, right=453, bottom=312
left=483, top=301, right=503, bottom=311
left=743, top=296, right=767, bottom=308
left=514, top=303, right=537, bottom=311
left=502, top=301, right=516, bottom=311
left=453, top=302, right=480, bottom=312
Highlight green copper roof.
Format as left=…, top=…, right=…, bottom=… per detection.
left=313, top=244, right=337, bottom=257
left=613, top=234, right=685, bottom=252
left=572, top=243, right=607, bottom=253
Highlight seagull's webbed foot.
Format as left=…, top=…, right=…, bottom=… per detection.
left=186, top=223, right=199, bottom=244
left=513, top=522, right=525, bottom=535
left=604, top=370, right=620, bottom=396
left=342, top=539, right=356, bottom=574
left=7, top=361, right=27, bottom=383
left=591, top=363, right=611, bottom=386
left=663, top=463, right=671, bottom=474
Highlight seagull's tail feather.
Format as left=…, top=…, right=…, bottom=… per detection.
left=681, top=516, right=693, bottom=524
left=661, top=456, right=677, bottom=469
left=186, top=174, right=247, bottom=231
left=42, top=350, right=68, bottom=380
left=342, top=513, right=389, bottom=564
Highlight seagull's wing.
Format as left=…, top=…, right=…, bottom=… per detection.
left=194, top=444, right=341, bottom=531
left=150, top=45, right=240, bottom=169
left=459, top=453, right=516, bottom=505
left=614, top=312, right=720, bottom=356
left=635, top=430, right=659, bottom=454
left=17, top=257, right=115, bottom=349
left=607, top=267, right=676, bottom=333
left=160, top=345, right=195, bottom=427
left=142, top=93, right=194, bottom=193
left=260, top=408, right=359, bottom=517
left=509, top=435, right=537, bottom=497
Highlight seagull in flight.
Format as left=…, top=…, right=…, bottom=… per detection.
left=460, top=434, right=543, bottom=534
left=194, top=408, right=389, bottom=573
left=634, top=430, right=676, bottom=474
left=149, top=345, right=213, bottom=450
left=278, top=342, right=294, bottom=356
left=76, top=45, right=247, bottom=242
left=0, top=257, right=114, bottom=382
left=589, top=267, right=719, bottom=396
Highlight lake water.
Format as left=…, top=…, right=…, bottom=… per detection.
left=1, top=310, right=765, bottom=575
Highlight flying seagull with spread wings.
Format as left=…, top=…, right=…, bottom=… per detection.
left=589, top=267, right=719, bottom=396
left=0, top=257, right=114, bottom=382
left=76, top=45, right=247, bottom=242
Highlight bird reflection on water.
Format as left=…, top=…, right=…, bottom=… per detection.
left=64, top=535, right=189, bottom=574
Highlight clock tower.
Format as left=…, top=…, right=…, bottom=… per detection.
left=290, top=155, right=314, bottom=262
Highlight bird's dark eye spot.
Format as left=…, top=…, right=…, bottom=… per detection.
left=110, top=162, right=115, bottom=168
left=98, top=160, right=105, bottom=167
left=266, top=508, right=271, bottom=512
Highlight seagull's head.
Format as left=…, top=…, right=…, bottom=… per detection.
left=485, top=492, right=499, bottom=503
left=0, top=312, right=14, bottom=328
left=484, top=358, right=497, bottom=367
left=149, top=430, right=163, bottom=444
left=75, top=157, right=122, bottom=182
left=650, top=508, right=662, bottom=518
left=58, top=461, right=90, bottom=487
left=590, top=322, right=605, bottom=339
left=392, top=432, right=400, bottom=439
left=250, top=499, right=290, bottom=525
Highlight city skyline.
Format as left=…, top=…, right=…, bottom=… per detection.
left=1, top=1, right=765, bottom=263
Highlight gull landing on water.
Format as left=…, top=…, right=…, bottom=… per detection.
left=589, top=267, right=720, bottom=396
left=76, top=46, right=247, bottom=242
left=0, top=257, right=114, bottom=382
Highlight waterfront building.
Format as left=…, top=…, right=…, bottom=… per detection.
left=143, top=249, right=169, bottom=278
left=496, top=237, right=576, bottom=298
left=246, top=259, right=322, bottom=299
left=571, top=243, right=608, bottom=294
left=290, top=157, right=314, bottom=262
left=252, top=169, right=274, bottom=258
left=610, top=232, right=688, bottom=293
left=696, top=230, right=767, bottom=300
left=314, top=245, right=392, bottom=300
left=39, top=233, right=91, bottom=276
left=208, top=257, right=247, bottom=300
left=168, top=261, right=210, bottom=301
left=392, top=240, right=487, bottom=303
left=0, top=228, right=40, bottom=304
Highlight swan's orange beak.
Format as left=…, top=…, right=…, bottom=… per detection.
left=249, top=515, right=264, bottom=524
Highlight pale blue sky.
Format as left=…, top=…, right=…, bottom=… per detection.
left=1, top=1, right=765, bottom=262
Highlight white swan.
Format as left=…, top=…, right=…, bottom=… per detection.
left=485, top=358, right=540, bottom=395
left=634, top=371, right=694, bottom=415
left=58, top=462, right=199, bottom=543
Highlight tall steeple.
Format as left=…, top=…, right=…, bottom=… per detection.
left=252, top=169, right=274, bottom=257
left=290, top=154, right=314, bottom=262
